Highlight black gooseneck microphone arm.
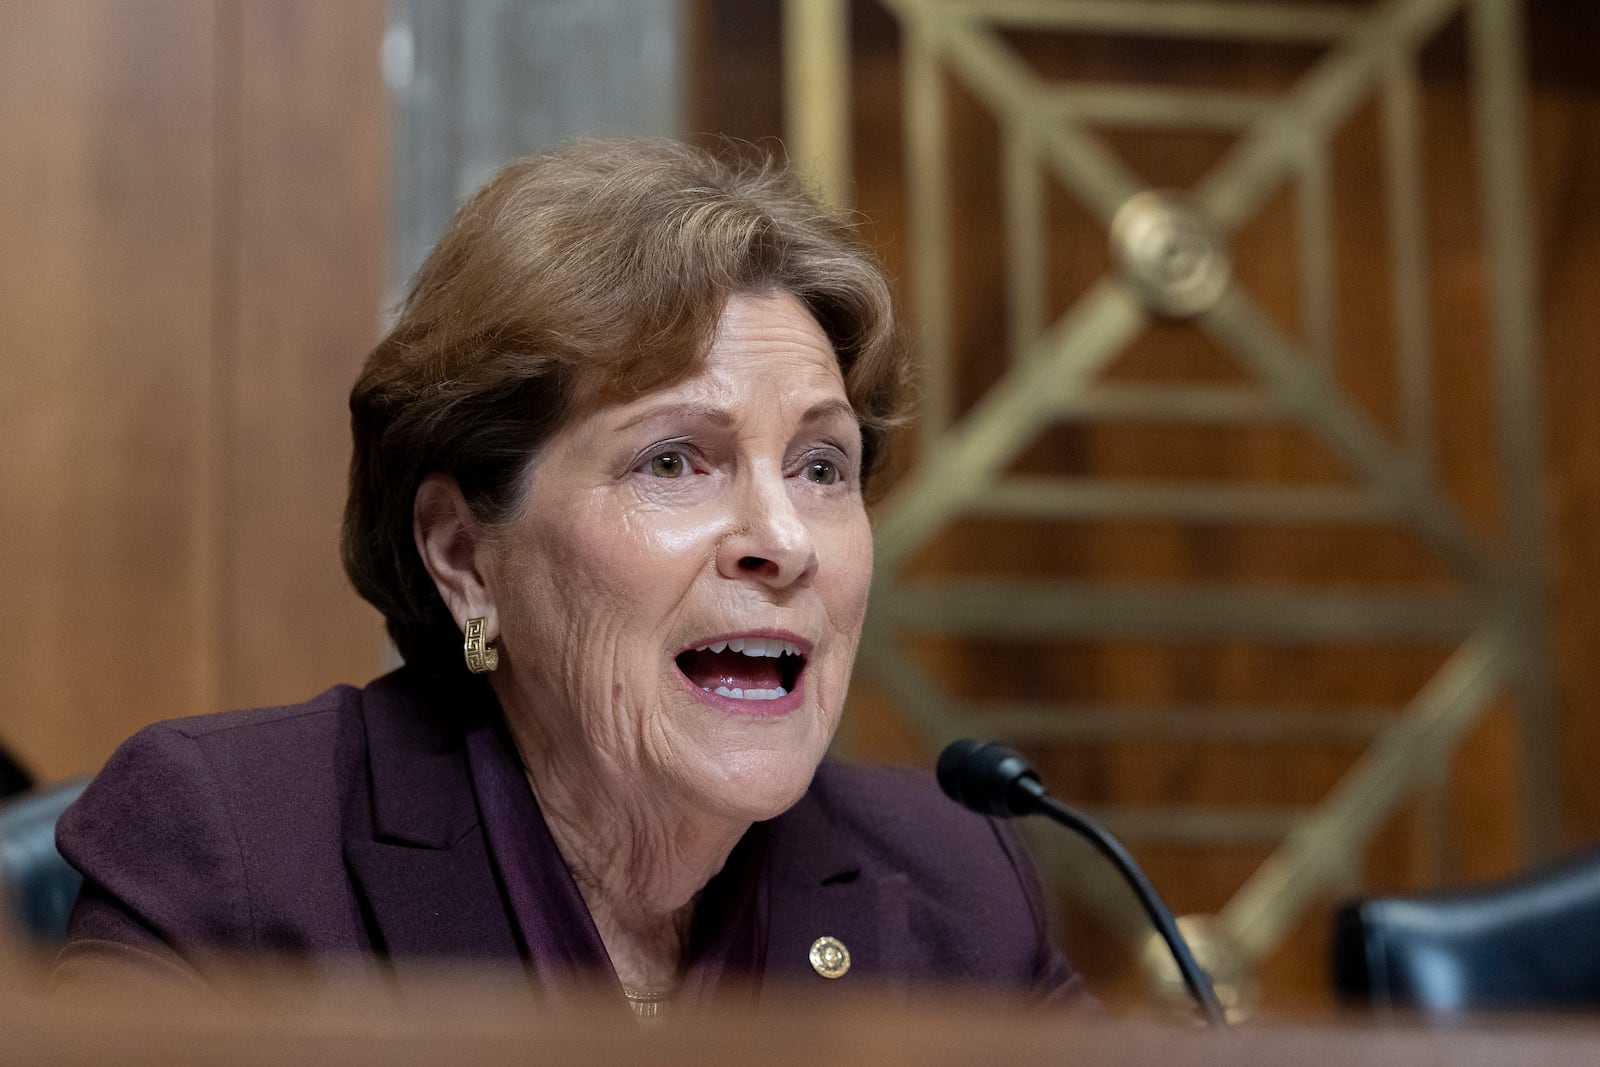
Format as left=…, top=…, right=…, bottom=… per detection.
left=938, top=739, right=1229, bottom=1028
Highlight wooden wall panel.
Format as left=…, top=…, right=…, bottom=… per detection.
left=0, top=0, right=388, bottom=778
left=1534, top=82, right=1600, bottom=844
left=0, top=1, right=219, bottom=778
left=224, top=0, right=388, bottom=709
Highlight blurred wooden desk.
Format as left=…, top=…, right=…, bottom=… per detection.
left=6, top=952, right=1600, bottom=1066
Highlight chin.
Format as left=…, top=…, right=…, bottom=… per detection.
left=693, top=746, right=825, bottom=824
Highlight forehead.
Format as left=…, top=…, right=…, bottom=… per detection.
left=698, top=290, right=845, bottom=389
left=585, top=291, right=851, bottom=422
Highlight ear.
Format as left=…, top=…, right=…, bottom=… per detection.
left=413, top=473, right=499, bottom=637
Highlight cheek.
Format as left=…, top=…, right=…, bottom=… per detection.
left=819, top=511, right=875, bottom=636
left=634, top=504, right=727, bottom=559
left=493, top=509, right=657, bottom=718
left=506, top=501, right=718, bottom=633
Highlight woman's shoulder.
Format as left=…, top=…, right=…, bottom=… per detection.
left=58, top=671, right=446, bottom=858
left=88, top=666, right=449, bottom=772
left=58, top=682, right=370, bottom=855
left=54, top=677, right=411, bottom=966
left=57, top=685, right=367, bottom=830
left=127, top=682, right=365, bottom=746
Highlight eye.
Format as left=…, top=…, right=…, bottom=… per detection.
left=643, top=450, right=690, bottom=478
left=802, top=458, right=841, bottom=485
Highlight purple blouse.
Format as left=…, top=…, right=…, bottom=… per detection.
left=463, top=717, right=768, bottom=1009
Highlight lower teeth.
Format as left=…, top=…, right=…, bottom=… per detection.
left=708, top=685, right=788, bottom=701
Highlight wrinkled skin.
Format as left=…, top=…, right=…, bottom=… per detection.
left=415, top=290, right=874, bottom=989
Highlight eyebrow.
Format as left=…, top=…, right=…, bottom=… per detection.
left=798, top=398, right=860, bottom=427
left=611, top=397, right=859, bottom=434
left=612, top=403, right=736, bottom=434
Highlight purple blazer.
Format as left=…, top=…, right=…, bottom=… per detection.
left=56, top=670, right=1081, bottom=1001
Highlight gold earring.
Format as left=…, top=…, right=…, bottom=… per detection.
left=463, top=617, right=499, bottom=674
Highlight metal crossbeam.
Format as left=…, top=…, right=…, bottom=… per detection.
left=970, top=478, right=1392, bottom=524
left=1196, top=0, right=1460, bottom=230
left=1052, top=384, right=1289, bottom=422
left=801, top=0, right=1547, bottom=982
left=1467, top=0, right=1556, bottom=861
left=881, top=581, right=1481, bottom=642
left=1221, top=629, right=1510, bottom=958
left=959, top=703, right=1395, bottom=744
left=1045, top=84, right=1280, bottom=129
left=1200, top=289, right=1497, bottom=581
left=927, top=0, right=1364, bottom=40
left=872, top=279, right=1147, bottom=577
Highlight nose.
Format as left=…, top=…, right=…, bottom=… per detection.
left=716, top=469, right=818, bottom=591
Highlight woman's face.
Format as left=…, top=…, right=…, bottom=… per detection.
left=485, top=291, right=873, bottom=824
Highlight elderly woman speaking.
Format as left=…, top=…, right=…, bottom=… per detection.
left=56, top=141, right=1081, bottom=1014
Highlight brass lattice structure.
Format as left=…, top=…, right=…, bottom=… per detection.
left=785, top=0, right=1549, bottom=988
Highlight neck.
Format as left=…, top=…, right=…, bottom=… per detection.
left=505, top=718, right=749, bottom=991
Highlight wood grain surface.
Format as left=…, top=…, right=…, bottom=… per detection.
left=0, top=0, right=387, bottom=778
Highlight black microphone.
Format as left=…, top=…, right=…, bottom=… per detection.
left=938, top=739, right=1229, bottom=1027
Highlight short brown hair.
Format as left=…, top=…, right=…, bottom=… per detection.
left=342, top=139, right=908, bottom=677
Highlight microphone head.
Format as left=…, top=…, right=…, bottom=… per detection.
left=936, top=739, right=983, bottom=804
left=936, top=739, right=1043, bottom=817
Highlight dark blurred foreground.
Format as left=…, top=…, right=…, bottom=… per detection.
left=5, top=937, right=1600, bottom=1067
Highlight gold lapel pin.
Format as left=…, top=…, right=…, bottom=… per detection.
left=808, top=935, right=851, bottom=979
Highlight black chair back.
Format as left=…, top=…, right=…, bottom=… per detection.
left=0, top=745, right=33, bottom=800
left=0, top=778, right=89, bottom=943
left=1333, top=845, right=1600, bottom=1014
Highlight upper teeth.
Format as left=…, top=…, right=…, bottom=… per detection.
left=692, top=636, right=801, bottom=658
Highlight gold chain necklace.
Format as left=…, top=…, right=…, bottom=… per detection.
left=622, top=986, right=673, bottom=1020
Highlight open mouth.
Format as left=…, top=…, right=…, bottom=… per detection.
left=675, top=636, right=807, bottom=702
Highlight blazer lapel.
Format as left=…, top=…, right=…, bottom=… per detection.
left=344, top=837, right=515, bottom=959
left=341, top=672, right=521, bottom=961
left=763, top=787, right=911, bottom=999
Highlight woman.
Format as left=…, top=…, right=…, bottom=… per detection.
left=56, top=140, right=1081, bottom=1013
